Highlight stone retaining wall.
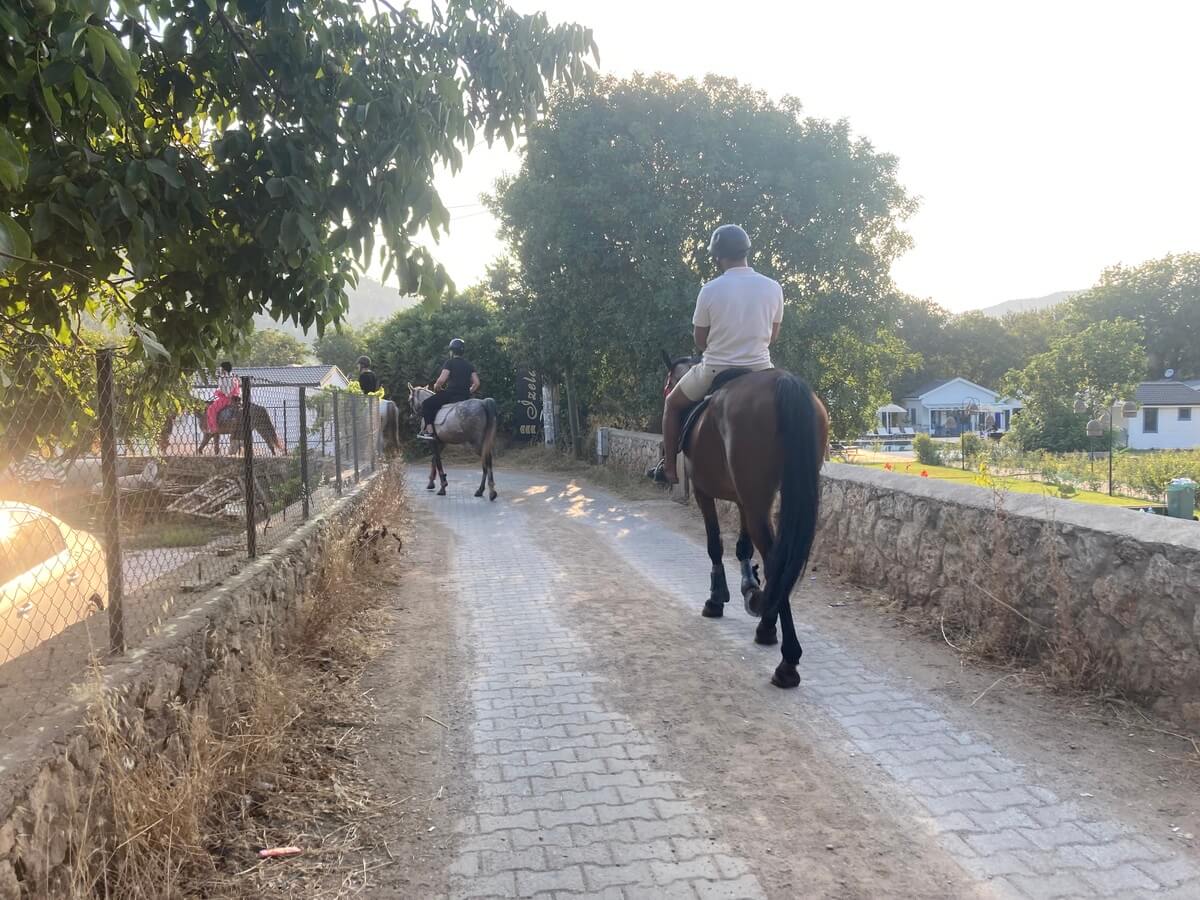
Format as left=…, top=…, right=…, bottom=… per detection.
left=816, top=464, right=1200, bottom=730
left=598, top=427, right=662, bottom=476
left=0, top=469, right=392, bottom=898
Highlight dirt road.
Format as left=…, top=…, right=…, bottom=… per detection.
left=357, top=466, right=1200, bottom=899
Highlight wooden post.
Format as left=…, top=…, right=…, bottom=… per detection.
left=299, top=386, right=310, bottom=519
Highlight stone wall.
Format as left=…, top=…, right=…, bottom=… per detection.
left=598, top=428, right=662, bottom=477
left=816, top=464, right=1200, bottom=730
left=0, top=470, right=392, bottom=898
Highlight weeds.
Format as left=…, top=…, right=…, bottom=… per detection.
left=59, top=462, right=407, bottom=898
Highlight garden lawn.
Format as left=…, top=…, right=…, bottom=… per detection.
left=863, top=462, right=1147, bottom=509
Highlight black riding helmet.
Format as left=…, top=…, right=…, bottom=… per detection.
left=447, top=338, right=466, bottom=355
left=357, top=355, right=371, bottom=369
left=707, top=224, right=751, bottom=261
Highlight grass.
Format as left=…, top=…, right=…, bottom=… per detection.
left=66, top=464, right=408, bottom=899
left=863, top=462, right=1150, bottom=509
left=123, top=519, right=237, bottom=550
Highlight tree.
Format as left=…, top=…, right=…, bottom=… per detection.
left=1002, top=319, right=1146, bottom=451
left=0, top=0, right=596, bottom=445
left=492, top=74, right=918, bottom=439
left=314, top=323, right=378, bottom=376
left=367, top=296, right=518, bottom=423
left=238, top=328, right=310, bottom=367
left=1067, top=253, right=1200, bottom=378
left=888, top=297, right=1064, bottom=400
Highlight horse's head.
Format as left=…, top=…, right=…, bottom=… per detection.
left=661, top=349, right=700, bottom=397
left=406, top=383, right=432, bottom=415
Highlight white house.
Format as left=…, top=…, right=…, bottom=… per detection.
left=166, top=364, right=351, bottom=454
left=1129, top=381, right=1200, bottom=450
left=900, top=378, right=1023, bottom=437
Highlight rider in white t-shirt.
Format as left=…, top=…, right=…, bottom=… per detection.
left=660, top=225, right=783, bottom=484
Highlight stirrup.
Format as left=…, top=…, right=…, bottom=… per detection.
left=416, top=432, right=436, bottom=441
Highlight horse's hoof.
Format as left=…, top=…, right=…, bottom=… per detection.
left=437, top=487, right=447, bottom=496
left=474, top=489, right=484, bottom=498
left=771, top=662, right=801, bottom=689
left=426, top=482, right=435, bottom=491
left=754, top=625, right=778, bottom=646
left=743, top=589, right=766, bottom=618
left=489, top=492, right=497, bottom=502
left=701, top=600, right=724, bottom=618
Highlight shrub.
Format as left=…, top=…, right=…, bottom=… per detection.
left=913, top=433, right=941, bottom=466
left=960, top=432, right=984, bottom=462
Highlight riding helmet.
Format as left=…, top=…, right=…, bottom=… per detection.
left=707, top=224, right=751, bottom=261
left=447, top=338, right=466, bottom=354
left=356, top=355, right=371, bottom=369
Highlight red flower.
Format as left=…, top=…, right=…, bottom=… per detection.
left=920, top=470, right=929, bottom=477
left=883, top=462, right=893, bottom=471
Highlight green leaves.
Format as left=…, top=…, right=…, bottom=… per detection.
left=0, top=214, right=32, bottom=272
left=132, top=323, right=170, bottom=360
left=145, top=158, right=183, bottom=188
left=0, top=127, right=28, bottom=191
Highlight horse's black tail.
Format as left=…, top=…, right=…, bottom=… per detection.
left=481, top=397, right=498, bottom=465
left=254, top=405, right=284, bottom=453
left=763, top=374, right=823, bottom=621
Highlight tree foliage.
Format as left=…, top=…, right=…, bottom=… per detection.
left=366, top=295, right=518, bottom=419
left=1002, top=319, right=1146, bottom=452
left=491, top=74, right=917, bottom=438
left=238, top=327, right=310, bottom=367
left=0, top=0, right=594, bottom=450
left=314, top=323, right=376, bottom=376
left=1067, top=253, right=1200, bottom=379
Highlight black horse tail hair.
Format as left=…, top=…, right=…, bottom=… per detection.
left=762, top=374, right=822, bottom=621
left=481, top=397, right=498, bottom=464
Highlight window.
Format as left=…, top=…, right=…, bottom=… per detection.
left=1144, top=408, right=1159, bottom=434
left=1180, top=408, right=1192, bottom=422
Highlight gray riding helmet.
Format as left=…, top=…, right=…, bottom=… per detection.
left=707, top=224, right=751, bottom=261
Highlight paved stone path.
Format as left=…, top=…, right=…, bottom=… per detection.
left=412, top=467, right=1200, bottom=900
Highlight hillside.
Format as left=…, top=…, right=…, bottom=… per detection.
left=253, top=276, right=420, bottom=341
left=977, top=290, right=1078, bottom=318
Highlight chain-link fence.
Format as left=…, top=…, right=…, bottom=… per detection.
left=0, top=348, right=382, bottom=743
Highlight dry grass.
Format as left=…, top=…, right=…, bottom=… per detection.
left=63, top=464, right=408, bottom=899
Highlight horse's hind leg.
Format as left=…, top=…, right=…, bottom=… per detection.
left=695, top=491, right=729, bottom=618
left=744, top=512, right=779, bottom=647
left=771, top=597, right=803, bottom=688
left=427, top=458, right=437, bottom=491
left=487, top=453, right=496, bottom=502
left=474, top=441, right=487, bottom=498
left=736, top=507, right=765, bottom=618
left=435, top=446, right=448, bottom=496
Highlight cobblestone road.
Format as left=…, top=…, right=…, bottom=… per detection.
left=411, top=467, right=1200, bottom=900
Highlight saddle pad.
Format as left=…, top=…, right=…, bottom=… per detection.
left=680, top=367, right=753, bottom=454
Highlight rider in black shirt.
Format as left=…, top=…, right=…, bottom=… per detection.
left=356, top=355, right=380, bottom=394
left=419, top=338, right=480, bottom=438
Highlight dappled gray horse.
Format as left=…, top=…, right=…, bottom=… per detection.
left=407, top=385, right=498, bottom=500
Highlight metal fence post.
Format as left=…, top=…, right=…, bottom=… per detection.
left=351, top=394, right=361, bottom=484
left=95, top=349, right=126, bottom=655
left=299, top=386, right=310, bottom=519
left=370, top=397, right=378, bottom=473
left=332, top=390, right=343, bottom=496
left=242, top=376, right=256, bottom=558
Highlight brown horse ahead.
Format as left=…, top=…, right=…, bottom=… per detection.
left=664, top=355, right=829, bottom=688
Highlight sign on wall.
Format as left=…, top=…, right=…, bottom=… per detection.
left=516, top=369, right=541, bottom=440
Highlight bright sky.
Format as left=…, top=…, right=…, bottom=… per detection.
left=393, top=0, right=1200, bottom=312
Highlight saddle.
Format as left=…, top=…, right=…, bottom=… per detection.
left=680, top=368, right=753, bottom=453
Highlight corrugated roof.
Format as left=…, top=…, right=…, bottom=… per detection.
left=1134, top=381, right=1200, bottom=406
left=194, top=365, right=347, bottom=387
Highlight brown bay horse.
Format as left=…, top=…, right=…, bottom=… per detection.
left=665, top=354, right=829, bottom=688
left=197, top=399, right=285, bottom=456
